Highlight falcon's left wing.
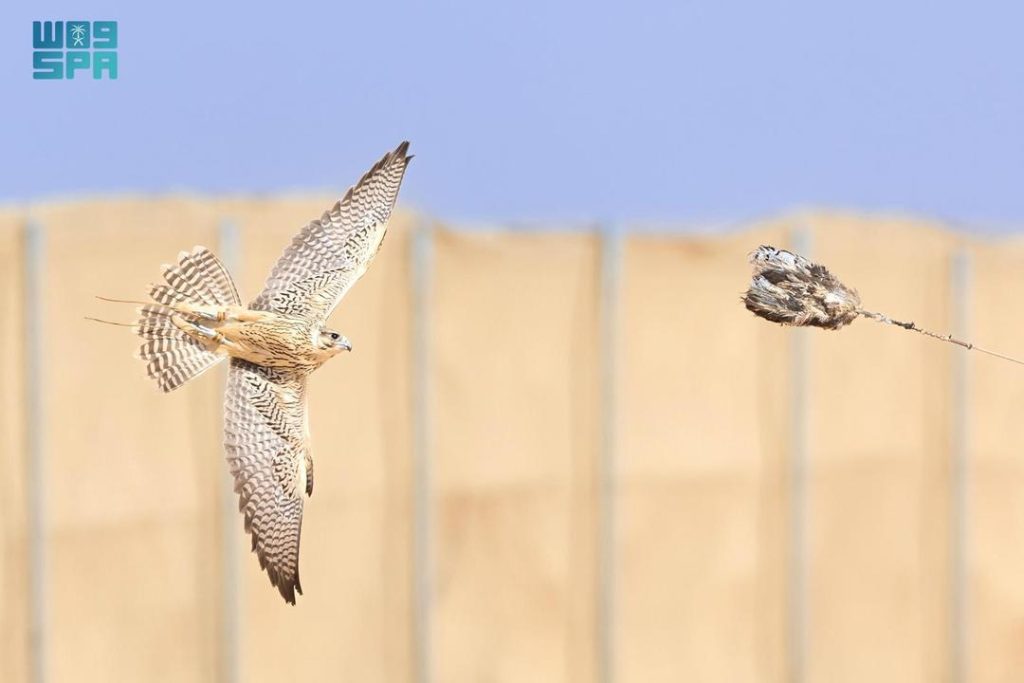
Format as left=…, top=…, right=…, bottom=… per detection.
left=250, top=141, right=413, bottom=323
left=224, top=359, right=311, bottom=604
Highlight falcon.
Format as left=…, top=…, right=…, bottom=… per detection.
left=94, top=142, right=412, bottom=603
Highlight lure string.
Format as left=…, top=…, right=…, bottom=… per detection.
left=857, top=309, right=1024, bottom=367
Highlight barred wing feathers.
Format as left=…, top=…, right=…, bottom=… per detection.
left=224, top=359, right=311, bottom=604
left=250, top=141, right=413, bottom=322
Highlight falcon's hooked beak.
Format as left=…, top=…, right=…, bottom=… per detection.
left=335, top=336, right=352, bottom=352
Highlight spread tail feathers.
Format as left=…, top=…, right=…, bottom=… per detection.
left=135, top=310, right=223, bottom=392
left=94, top=246, right=241, bottom=392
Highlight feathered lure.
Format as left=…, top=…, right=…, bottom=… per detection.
left=743, top=245, right=1024, bottom=366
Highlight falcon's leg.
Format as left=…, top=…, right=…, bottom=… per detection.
left=170, top=302, right=270, bottom=324
left=171, top=315, right=240, bottom=354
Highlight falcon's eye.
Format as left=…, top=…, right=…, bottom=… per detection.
left=330, top=332, right=339, bottom=340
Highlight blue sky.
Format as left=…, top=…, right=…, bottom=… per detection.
left=3, top=1, right=1023, bottom=226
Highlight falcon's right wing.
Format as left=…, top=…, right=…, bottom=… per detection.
left=223, top=359, right=311, bottom=604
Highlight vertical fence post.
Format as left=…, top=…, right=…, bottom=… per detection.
left=217, top=219, right=241, bottom=683
left=24, top=218, right=48, bottom=683
left=597, top=225, right=622, bottom=683
left=949, top=248, right=971, bottom=683
left=411, top=221, right=434, bottom=683
left=788, top=226, right=811, bottom=683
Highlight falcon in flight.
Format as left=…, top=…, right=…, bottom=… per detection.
left=96, top=142, right=412, bottom=603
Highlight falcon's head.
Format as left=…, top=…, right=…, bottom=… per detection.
left=317, top=329, right=352, bottom=355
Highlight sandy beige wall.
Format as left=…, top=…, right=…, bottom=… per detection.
left=1, top=199, right=1023, bottom=682
left=0, top=210, right=30, bottom=683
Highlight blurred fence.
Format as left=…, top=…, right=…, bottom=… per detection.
left=2, top=199, right=1024, bottom=683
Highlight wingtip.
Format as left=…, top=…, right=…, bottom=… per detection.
left=278, top=580, right=298, bottom=605
left=392, top=140, right=412, bottom=165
